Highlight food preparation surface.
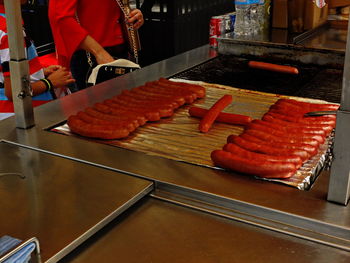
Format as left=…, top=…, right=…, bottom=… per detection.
left=59, top=197, right=350, bottom=263
left=174, top=55, right=343, bottom=103
left=53, top=81, right=332, bottom=189
left=1, top=46, right=349, bottom=254
left=0, top=142, right=153, bottom=263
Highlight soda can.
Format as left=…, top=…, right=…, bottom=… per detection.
left=209, top=36, right=218, bottom=49
left=209, top=16, right=223, bottom=36
left=209, top=16, right=224, bottom=48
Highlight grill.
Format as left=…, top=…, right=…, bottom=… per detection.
left=173, top=55, right=343, bottom=103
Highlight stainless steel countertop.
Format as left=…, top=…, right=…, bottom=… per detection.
left=0, top=142, right=153, bottom=263
left=0, top=45, right=349, bottom=259
left=60, top=198, right=350, bottom=263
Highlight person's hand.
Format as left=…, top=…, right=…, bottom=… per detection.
left=47, top=67, right=75, bottom=88
left=128, top=9, right=144, bottom=30
left=44, top=65, right=62, bottom=77
left=94, top=49, right=115, bottom=65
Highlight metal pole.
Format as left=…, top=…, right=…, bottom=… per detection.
left=4, top=0, right=35, bottom=128
left=327, top=14, right=350, bottom=205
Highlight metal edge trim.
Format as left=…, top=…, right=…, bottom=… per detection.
left=45, top=183, right=154, bottom=263
left=150, top=191, right=350, bottom=252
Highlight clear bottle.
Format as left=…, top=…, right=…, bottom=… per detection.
left=257, top=0, right=266, bottom=30
left=249, top=0, right=260, bottom=35
left=234, top=0, right=251, bottom=36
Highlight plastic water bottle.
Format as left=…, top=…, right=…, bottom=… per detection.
left=257, top=0, right=266, bottom=29
left=234, top=0, right=251, bottom=36
left=249, top=0, right=260, bottom=34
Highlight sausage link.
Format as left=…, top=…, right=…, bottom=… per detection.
left=158, top=77, right=206, bottom=98
left=246, top=122, right=325, bottom=143
left=77, top=111, right=137, bottom=132
left=199, top=94, right=233, bottom=133
left=233, top=133, right=319, bottom=157
left=277, top=98, right=339, bottom=111
left=93, top=103, right=148, bottom=125
left=248, top=61, right=299, bottom=75
left=251, top=119, right=326, bottom=136
left=103, top=99, right=161, bottom=121
left=223, top=143, right=302, bottom=168
left=67, top=115, right=130, bottom=139
left=211, top=150, right=297, bottom=178
left=189, top=106, right=252, bottom=126
left=245, top=129, right=320, bottom=147
left=229, top=135, right=310, bottom=161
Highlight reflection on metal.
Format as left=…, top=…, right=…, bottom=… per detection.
left=0, top=237, right=41, bottom=263
left=152, top=183, right=350, bottom=251
left=0, top=172, right=25, bottom=179
left=4, top=0, right=34, bottom=128
left=328, top=14, right=350, bottom=206
left=218, top=37, right=345, bottom=68
left=293, top=22, right=330, bottom=44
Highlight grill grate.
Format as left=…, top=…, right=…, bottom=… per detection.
left=173, top=55, right=343, bottom=103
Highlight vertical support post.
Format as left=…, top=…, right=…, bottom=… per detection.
left=327, top=14, right=350, bottom=205
left=4, top=0, right=35, bottom=128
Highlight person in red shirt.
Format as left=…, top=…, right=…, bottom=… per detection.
left=48, top=0, right=144, bottom=91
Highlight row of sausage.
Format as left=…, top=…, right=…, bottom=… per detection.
left=67, top=78, right=206, bottom=139
left=211, top=98, right=339, bottom=179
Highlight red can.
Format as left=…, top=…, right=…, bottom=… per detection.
left=209, top=36, right=218, bottom=48
left=209, top=16, right=224, bottom=48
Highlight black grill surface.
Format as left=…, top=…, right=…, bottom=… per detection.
left=173, top=55, right=343, bottom=103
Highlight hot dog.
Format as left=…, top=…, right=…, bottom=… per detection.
left=119, top=90, right=183, bottom=109
left=233, top=133, right=319, bottom=157
left=264, top=112, right=336, bottom=127
left=199, top=94, right=233, bottom=133
left=85, top=107, right=141, bottom=127
left=276, top=98, right=339, bottom=111
left=158, top=77, right=206, bottom=98
left=251, top=119, right=326, bottom=136
left=119, top=90, right=179, bottom=110
left=131, top=86, right=186, bottom=107
left=144, top=82, right=197, bottom=104
left=211, top=150, right=297, bottom=178
left=248, top=61, right=299, bottom=75
left=246, top=122, right=325, bottom=143
left=223, top=143, right=303, bottom=168
left=189, top=106, right=252, bottom=126
left=262, top=114, right=334, bottom=135
left=93, top=103, right=148, bottom=125
left=269, top=105, right=336, bottom=119
left=103, top=99, right=161, bottom=121
left=67, top=115, right=130, bottom=140
left=110, top=96, right=174, bottom=118
left=77, top=111, right=137, bottom=132
left=244, top=129, right=320, bottom=147
left=154, top=81, right=199, bottom=101
left=229, top=135, right=310, bottom=161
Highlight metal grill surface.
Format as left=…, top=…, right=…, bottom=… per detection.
left=53, top=81, right=333, bottom=190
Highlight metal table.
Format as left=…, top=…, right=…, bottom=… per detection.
left=0, top=142, right=153, bottom=263
left=59, top=198, right=350, bottom=263
left=0, top=45, right=349, bottom=262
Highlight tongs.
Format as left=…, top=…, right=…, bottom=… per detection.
left=304, top=110, right=337, bottom=117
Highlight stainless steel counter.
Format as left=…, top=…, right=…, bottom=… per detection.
left=0, top=45, right=349, bottom=261
left=59, top=198, right=350, bottom=263
left=0, top=142, right=153, bottom=263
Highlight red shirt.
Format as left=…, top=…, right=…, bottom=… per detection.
left=49, top=0, right=124, bottom=68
